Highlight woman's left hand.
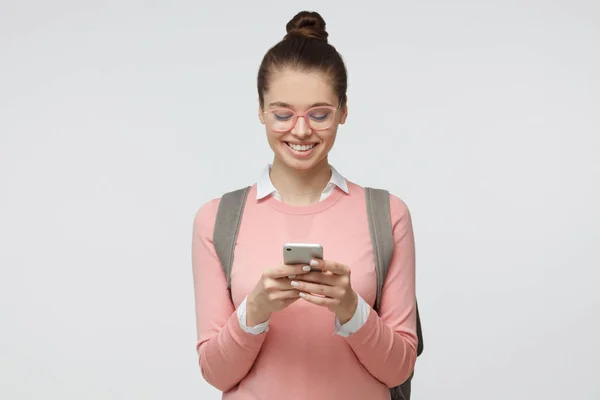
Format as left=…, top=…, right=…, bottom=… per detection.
left=289, top=258, right=358, bottom=324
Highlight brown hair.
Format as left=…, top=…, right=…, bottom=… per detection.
left=257, top=11, right=348, bottom=109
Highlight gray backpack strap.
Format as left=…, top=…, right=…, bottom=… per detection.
left=365, top=187, right=395, bottom=312
left=365, top=187, right=424, bottom=400
left=213, top=186, right=252, bottom=290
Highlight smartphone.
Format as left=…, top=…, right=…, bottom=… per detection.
left=283, top=243, right=323, bottom=271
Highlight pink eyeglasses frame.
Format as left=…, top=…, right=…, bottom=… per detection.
left=262, top=104, right=341, bottom=132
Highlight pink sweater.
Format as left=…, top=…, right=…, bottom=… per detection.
left=191, top=182, right=417, bottom=400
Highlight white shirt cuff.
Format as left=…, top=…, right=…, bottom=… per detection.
left=237, top=297, right=269, bottom=335
left=334, top=294, right=370, bottom=337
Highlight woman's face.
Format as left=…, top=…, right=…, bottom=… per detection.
left=259, top=68, right=347, bottom=172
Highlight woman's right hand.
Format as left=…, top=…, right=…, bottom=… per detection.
left=245, top=264, right=311, bottom=327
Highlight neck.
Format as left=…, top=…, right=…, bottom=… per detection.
left=269, top=158, right=332, bottom=206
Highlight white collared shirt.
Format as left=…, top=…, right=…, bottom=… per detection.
left=236, top=165, right=371, bottom=337
left=255, top=164, right=350, bottom=201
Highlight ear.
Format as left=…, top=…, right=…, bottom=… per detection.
left=339, top=97, right=348, bottom=125
left=258, top=102, right=266, bottom=125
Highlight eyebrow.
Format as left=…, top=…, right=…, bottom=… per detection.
left=268, top=101, right=335, bottom=109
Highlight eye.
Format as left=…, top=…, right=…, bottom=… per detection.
left=308, top=108, right=332, bottom=121
left=272, top=109, right=293, bottom=121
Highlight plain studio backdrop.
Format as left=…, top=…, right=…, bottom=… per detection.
left=1, top=0, right=599, bottom=399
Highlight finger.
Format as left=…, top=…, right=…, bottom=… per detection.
left=309, top=259, right=350, bottom=276
left=299, top=292, right=338, bottom=307
left=264, top=278, right=301, bottom=292
left=290, top=280, right=343, bottom=298
left=264, top=264, right=312, bottom=279
left=291, top=271, right=337, bottom=286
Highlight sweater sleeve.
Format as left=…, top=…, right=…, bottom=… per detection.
left=343, top=195, right=418, bottom=388
left=191, top=199, right=267, bottom=392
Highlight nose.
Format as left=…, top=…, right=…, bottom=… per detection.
left=290, top=116, right=312, bottom=138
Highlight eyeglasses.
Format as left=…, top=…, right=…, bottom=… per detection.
left=263, top=105, right=339, bottom=132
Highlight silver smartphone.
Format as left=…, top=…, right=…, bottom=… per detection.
left=283, top=243, right=323, bottom=271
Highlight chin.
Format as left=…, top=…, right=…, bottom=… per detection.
left=285, top=157, right=329, bottom=174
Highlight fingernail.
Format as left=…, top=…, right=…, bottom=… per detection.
left=299, top=292, right=306, bottom=298
left=288, top=275, right=296, bottom=279
left=310, top=259, right=319, bottom=267
left=302, top=265, right=311, bottom=272
left=290, top=281, right=299, bottom=287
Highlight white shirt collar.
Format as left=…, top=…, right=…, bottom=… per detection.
left=256, top=164, right=349, bottom=201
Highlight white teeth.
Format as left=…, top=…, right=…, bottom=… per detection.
left=287, top=143, right=315, bottom=151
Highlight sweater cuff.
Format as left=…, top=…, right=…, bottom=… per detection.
left=237, top=297, right=270, bottom=335
left=342, top=307, right=378, bottom=346
left=334, top=293, right=370, bottom=337
left=227, top=307, right=269, bottom=349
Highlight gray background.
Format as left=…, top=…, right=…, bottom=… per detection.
left=1, top=0, right=599, bottom=399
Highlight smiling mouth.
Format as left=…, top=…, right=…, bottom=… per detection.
left=286, top=142, right=318, bottom=152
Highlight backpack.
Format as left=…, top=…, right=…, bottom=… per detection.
left=212, top=186, right=424, bottom=400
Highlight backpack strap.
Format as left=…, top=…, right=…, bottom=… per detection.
left=365, top=187, right=424, bottom=400
left=213, top=186, right=252, bottom=290
left=365, top=187, right=424, bottom=356
left=365, top=187, right=395, bottom=312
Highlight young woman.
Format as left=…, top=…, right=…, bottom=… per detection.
left=191, top=11, right=418, bottom=400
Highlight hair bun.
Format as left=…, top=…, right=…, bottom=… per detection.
left=285, top=11, right=328, bottom=42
